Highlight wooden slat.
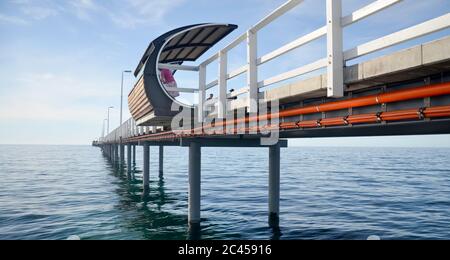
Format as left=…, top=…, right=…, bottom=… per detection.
left=128, top=74, right=144, bottom=97
left=129, top=89, right=148, bottom=112
left=131, top=96, right=151, bottom=116
left=128, top=80, right=146, bottom=107
left=128, top=76, right=154, bottom=120
left=131, top=98, right=152, bottom=117
left=129, top=89, right=147, bottom=112
left=135, top=106, right=153, bottom=120
left=131, top=98, right=151, bottom=117
left=129, top=77, right=146, bottom=110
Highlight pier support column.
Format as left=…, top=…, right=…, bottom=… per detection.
left=143, top=143, right=150, bottom=191
left=120, top=144, right=125, bottom=166
left=133, top=145, right=136, bottom=164
left=269, top=143, right=280, bottom=228
left=114, top=145, right=119, bottom=165
left=159, top=146, right=164, bottom=178
left=188, top=142, right=201, bottom=226
left=127, top=144, right=132, bottom=174
left=111, top=144, right=116, bottom=164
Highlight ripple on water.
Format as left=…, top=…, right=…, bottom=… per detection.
left=0, top=145, right=449, bottom=240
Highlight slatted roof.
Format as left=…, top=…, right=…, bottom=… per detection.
left=134, top=24, right=238, bottom=77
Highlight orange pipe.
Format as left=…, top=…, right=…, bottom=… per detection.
left=347, top=114, right=378, bottom=124
left=381, top=109, right=420, bottom=121
left=290, top=105, right=450, bottom=129
left=280, top=122, right=298, bottom=129
left=203, top=82, right=450, bottom=131
left=297, top=120, right=320, bottom=128
left=320, top=118, right=347, bottom=127
left=281, top=82, right=450, bottom=117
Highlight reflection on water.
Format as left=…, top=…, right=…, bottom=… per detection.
left=106, top=159, right=192, bottom=240
left=0, top=145, right=450, bottom=240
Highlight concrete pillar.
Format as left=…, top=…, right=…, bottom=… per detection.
left=114, top=145, right=119, bottom=165
left=159, top=146, right=164, bottom=178
left=127, top=144, right=132, bottom=174
left=269, top=143, right=280, bottom=227
left=188, top=142, right=201, bottom=225
left=120, top=144, right=125, bottom=165
left=111, top=144, right=116, bottom=163
left=143, top=143, right=150, bottom=190
left=133, top=145, right=136, bottom=164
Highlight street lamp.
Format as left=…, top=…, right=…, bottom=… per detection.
left=107, top=106, right=114, bottom=135
left=102, top=118, right=107, bottom=138
left=120, top=70, right=132, bottom=126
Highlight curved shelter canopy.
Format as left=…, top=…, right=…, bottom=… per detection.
left=134, top=23, right=238, bottom=77
left=129, top=23, right=238, bottom=127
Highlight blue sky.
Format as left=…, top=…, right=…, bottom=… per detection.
left=0, top=0, right=449, bottom=146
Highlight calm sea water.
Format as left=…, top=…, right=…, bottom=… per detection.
left=0, top=145, right=449, bottom=240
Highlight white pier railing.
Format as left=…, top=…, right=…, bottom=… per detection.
left=100, top=118, right=142, bottom=144
left=159, top=0, right=450, bottom=121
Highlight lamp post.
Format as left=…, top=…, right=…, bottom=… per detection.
left=120, top=70, right=132, bottom=126
left=107, top=106, right=114, bottom=135
left=102, top=119, right=107, bottom=139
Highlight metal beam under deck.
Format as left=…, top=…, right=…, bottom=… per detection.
left=124, top=119, right=450, bottom=146
left=280, top=119, right=450, bottom=138
left=137, top=137, right=288, bottom=148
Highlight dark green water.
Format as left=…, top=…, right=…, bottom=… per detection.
left=0, top=145, right=450, bottom=240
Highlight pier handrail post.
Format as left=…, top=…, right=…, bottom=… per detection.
left=326, top=0, right=344, bottom=98
left=218, top=50, right=228, bottom=119
left=247, top=29, right=258, bottom=113
left=198, top=64, right=207, bottom=122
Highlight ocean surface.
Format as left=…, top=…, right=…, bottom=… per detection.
left=0, top=145, right=449, bottom=240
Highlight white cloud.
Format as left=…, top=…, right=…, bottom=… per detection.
left=0, top=0, right=61, bottom=26
left=0, top=72, right=118, bottom=122
left=0, top=13, right=29, bottom=25
left=129, top=0, right=185, bottom=18
left=68, top=0, right=99, bottom=21
left=3, top=0, right=186, bottom=28
left=9, top=0, right=61, bottom=20
left=107, top=0, right=187, bottom=28
left=75, top=0, right=97, bottom=9
left=21, top=6, right=58, bottom=20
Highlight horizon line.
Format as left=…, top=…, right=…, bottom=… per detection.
left=1, top=143, right=450, bottom=149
